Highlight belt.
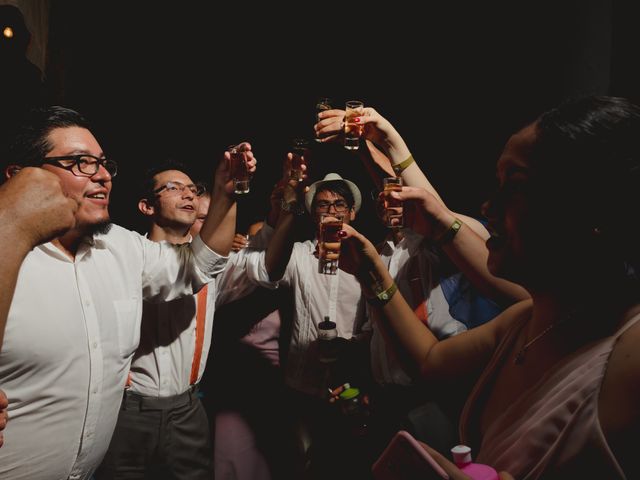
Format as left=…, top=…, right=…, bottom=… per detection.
left=122, top=384, right=199, bottom=411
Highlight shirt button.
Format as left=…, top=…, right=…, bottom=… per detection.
left=84, top=300, right=91, bottom=307
left=92, top=342, right=98, bottom=349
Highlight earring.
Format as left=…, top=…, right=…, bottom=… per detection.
left=592, top=226, right=602, bottom=235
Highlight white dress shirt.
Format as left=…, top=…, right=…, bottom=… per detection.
left=0, top=225, right=226, bottom=480
left=256, top=229, right=366, bottom=397
left=128, top=228, right=271, bottom=397
left=370, top=229, right=467, bottom=386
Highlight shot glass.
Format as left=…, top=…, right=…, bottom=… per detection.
left=228, top=144, right=251, bottom=194
left=290, top=138, right=308, bottom=182
left=314, top=97, right=332, bottom=142
left=382, top=177, right=403, bottom=228
left=344, top=100, right=364, bottom=150
left=318, top=213, right=344, bottom=275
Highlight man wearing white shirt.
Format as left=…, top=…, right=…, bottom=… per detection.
left=0, top=106, right=253, bottom=480
left=254, top=172, right=368, bottom=478
left=96, top=162, right=267, bottom=479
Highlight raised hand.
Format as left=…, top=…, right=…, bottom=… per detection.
left=231, top=233, right=250, bottom=252
left=218, top=141, right=258, bottom=196
left=1, top=167, right=77, bottom=250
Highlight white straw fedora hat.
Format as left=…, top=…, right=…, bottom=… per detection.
left=304, top=172, right=362, bottom=213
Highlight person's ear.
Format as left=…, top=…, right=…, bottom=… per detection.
left=349, top=208, right=356, bottom=222
left=138, top=198, right=155, bottom=216
left=5, top=165, right=22, bottom=179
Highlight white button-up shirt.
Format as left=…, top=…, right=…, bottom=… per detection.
left=0, top=225, right=226, bottom=480
left=128, top=229, right=271, bottom=397
left=257, top=231, right=366, bottom=397
left=370, top=229, right=466, bottom=386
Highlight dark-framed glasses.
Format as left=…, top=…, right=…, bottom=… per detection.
left=153, top=181, right=206, bottom=197
left=42, top=154, right=118, bottom=178
left=315, top=199, right=349, bottom=213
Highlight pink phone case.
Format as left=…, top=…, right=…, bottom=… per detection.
left=372, top=430, right=450, bottom=480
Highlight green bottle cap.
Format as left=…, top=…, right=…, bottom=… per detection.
left=339, top=387, right=360, bottom=400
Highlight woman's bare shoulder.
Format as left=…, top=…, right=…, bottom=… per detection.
left=599, top=305, right=640, bottom=476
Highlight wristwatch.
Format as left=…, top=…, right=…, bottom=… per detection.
left=280, top=198, right=304, bottom=215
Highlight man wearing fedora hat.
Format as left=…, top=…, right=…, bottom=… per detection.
left=254, top=172, right=369, bottom=477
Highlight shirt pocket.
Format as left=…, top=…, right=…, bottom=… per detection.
left=113, top=298, right=141, bottom=358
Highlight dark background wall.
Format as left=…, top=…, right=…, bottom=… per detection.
left=6, top=0, right=639, bottom=240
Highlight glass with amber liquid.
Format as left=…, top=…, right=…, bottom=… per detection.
left=318, top=213, right=343, bottom=274
left=383, top=177, right=403, bottom=228
left=290, top=138, right=308, bottom=182
left=344, top=100, right=364, bottom=150
left=228, top=144, right=251, bottom=194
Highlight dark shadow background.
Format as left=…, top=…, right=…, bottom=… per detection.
left=7, top=0, right=640, bottom=240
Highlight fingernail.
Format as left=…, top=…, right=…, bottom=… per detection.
left=338, top=230, right=347, bottom=238
left=354, top=117, right=361, bottom=123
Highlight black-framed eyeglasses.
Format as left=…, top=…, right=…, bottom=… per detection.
left=315, top=199, right=349, bottom=213
left=153, top=181, right=206, bottom=197
left=42, top=154, right=118, bottom=178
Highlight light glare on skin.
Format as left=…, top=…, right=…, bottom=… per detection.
left=151, top=170, right=199, bottom=229
left=42, top=126, right=112, bottom=231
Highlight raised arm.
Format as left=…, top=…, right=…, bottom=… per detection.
left=0, top=168, right=77, bottom=350
left=198, top=142, right=257, bottom=256
left=338, top=222, right=526, bottom=384
left=391, top=186, right=529, bottom=305
left=264, top=153, right=307, bottom=281
left=315, top=107, right=487, bottom=237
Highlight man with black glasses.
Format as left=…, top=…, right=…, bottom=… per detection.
left=253, top=172, right=370, bottom=478
left=0, top=106, right=254, bottom=480
left=97, top=161, right=266, bottom=479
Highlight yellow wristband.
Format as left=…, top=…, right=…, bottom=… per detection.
left=392, top=154, right=415, bottom=175
left=366, top=282, right=398, bottom=307
left=434, top=218, right=463, bottom=247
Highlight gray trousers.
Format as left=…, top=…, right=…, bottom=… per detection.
left=95, top=386, right=213, bottom=480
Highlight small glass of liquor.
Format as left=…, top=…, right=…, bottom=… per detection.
left=318, top=213, right=344, bottom=274
left=344, top=100, right=364, bottom=150
left=228, top=144, right=251, bottom=194
left=290, top=138, right=308, bottom=182
left=382, top=177, right=403, bottom=228
left=314, top=97, right=332, bottom=142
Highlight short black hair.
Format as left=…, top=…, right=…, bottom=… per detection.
left=141, top=158, right=194, bottom=199
left=311, top=180, right=355, bottom=211
left=7, top=106, right=91, bottom=167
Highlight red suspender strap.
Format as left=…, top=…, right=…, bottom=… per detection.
left=190, top=284, right=208, bottom=385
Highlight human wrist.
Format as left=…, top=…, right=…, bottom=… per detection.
left=433, top=217, right=463, bottom=247
left=391, top=152, right=415, bottom=175
left=366, top=281, right=398, bottom=307
left=357, top=263, right=396, bottom=304
left=280, top=197, right=304, bottom=215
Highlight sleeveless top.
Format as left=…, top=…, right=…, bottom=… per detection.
left=459, top=310, right=640, bottom=479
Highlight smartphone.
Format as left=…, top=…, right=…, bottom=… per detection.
left=372, top=430, right=450, bottom=480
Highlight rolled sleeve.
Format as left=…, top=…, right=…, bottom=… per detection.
left=191, top=234, right=228, bottom=276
